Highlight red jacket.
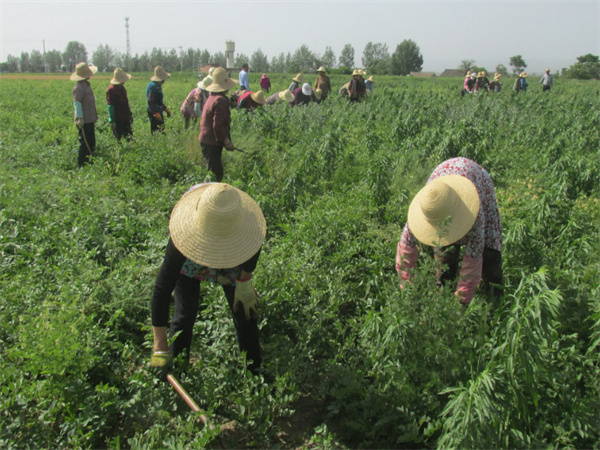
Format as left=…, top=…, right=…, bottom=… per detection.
left=199, top=93, right=231, bottom=145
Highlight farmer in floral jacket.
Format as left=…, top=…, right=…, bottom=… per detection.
left=106, top=68, right=133, bottom=141
left=396, top=157, right=503, bottom=304
left=150, top=182, right=266, bottom=376
left=180, top=76, right=211, bottom=129
left=71, top=62, right=98, bottom=167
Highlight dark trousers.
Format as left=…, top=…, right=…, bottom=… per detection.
left=169, top=274, right=261, bottom=372
left=77, top=123, right=96, bottom=167
left=111, top=122, right=133, bottom=141
left=435, top=245, right=503, bottom=297
left=148, top=111, right=164, bottom=134
left=542, top=85, right=551, bottom=92
left=201, top=143, right=224, bottom=182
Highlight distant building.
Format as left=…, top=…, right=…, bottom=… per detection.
left=439, top=69, right=465, bottom=77
left=409, top=72, right=436, bottom=77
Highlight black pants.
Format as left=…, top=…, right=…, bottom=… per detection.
left=542, top=85, right=551, bottom=92
left=148, top=111, right=164, bottom=134
left=77, top=123, right=96, bottom=167
left=201, top=143, right=224, bottom=182
left=435, top=245, right=503, bottom=297
left=169, top=275, right=261, bottom=372
left=111, top=121, right=133, bottom=141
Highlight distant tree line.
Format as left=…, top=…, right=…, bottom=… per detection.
left=0, top=39, right=424, bottom=75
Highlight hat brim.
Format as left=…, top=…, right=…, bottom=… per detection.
left=206, top=78, right=236, bottom=92
left=250, top=92, right=266, bottom=105
left=111, top=73, right=132, bottom=85
left=169, top=184, right=266, bottom=268
left=70, top=64, right=98, bottom=81
left=408, top=175, right=479, bottom=247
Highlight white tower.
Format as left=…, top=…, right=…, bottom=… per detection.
left=225, top=41, right=235, bottom=70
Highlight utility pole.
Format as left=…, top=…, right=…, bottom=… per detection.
left=178, top=46, right=183, bottom=72
left=125, top=17, right=131, bottom=69
left=43, top=39, right=47, bottom=73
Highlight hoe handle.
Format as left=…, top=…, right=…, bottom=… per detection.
left=166, top=373, right=208, bottom=426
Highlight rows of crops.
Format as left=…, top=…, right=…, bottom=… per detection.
left=1, top=72, right=599, bottom=448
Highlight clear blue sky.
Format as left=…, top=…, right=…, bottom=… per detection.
left=1, top=0, right=598, bottom=74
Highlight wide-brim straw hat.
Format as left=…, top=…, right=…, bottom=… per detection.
left=70, top=62, right=98, bottom=81
left=407, top=175, right=480, bottom=247
left=293, top=73, right=304, bottom=83
left=110, top=67, right=132, bottom=85
left=368, top=76, right=374, bottom=82
left=151, top=66, right=170, bottom=82
left=279, top=90, right=294, bottom=103
left=250, top=90, right=266, bottom=105
left=352, top=69, right=361, bottom=76
left=316, top=66, right=326, bottom=73
left=198, top=76, right=213, bottom=90
left=169, top=183, right=266, bottom=268
left=521, top=72, right=528, bottom=78
left=206, top=67, right=236, bottom=92
left=301, top=83, right=312, bottom=96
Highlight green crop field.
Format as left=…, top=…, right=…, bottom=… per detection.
left=1, top=72, right=599, bottom=449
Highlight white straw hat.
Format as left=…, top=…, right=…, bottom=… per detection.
left=151, top=66, right=171, bottom=82
left=206, top=67, right=236, bottom=92
left=279, top=90, right=294, bottom=103
left=317, top=66, right=326, bottom=73
left=250, top=90, right=266, bottom=105
left=70, top=62, right=98, bottom=81
left=301, top=83, right=312, bottom=96
left=110, top=67, right=132, bottom=85
left=169, top=183, right=266, bottom=268
left=198, top=76, right=213, bottom=90
left=407, top=175, right=480, bottom=247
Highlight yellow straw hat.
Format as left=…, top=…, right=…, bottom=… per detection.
left=317, top=66, right=326, bottom=73
left=110, top=67, right=132, bottom=85
left=368, top=75, right=374, bottom=82
left=206, top=67, right=236, bottom=92
left=407, top=175, right=480, bottom=247
left=70, top=62, right=98, bottom=81
left=279, top=89, right=294, bottom=103
left=352, top=69, right=361, bottom=76
left=293, top=73, right=304, bottom=83
left=198, top=76, right=213, bottom=90
left=169, top=183, right=266, bottom=268
left=250, top=90, right=266, bottom=105
left=151, top=66, right=170, bottom=82
left=520, top=72, right=528, bottom=78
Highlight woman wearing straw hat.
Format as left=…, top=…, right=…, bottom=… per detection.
left=71, top=62, right=98, bottom=167
left=348, top=69, right=367, bottom=102
left=237, top=90, right=267, bottom=111
left=292, top=83, right=313, bottom=107
left=180, top=76, right=211, bottom=129
left=106, top=68, right=133, bottom=141
left=313, top=67, right=332, bottom=100
left=365, top=75, right=375, bottom=94
left=265, top=89, right=295, bottom=106
left=146, top=66, right=171, bottom=134
left=199, top=67, right=237, bottom=182
left=396, top=157, right=503, bottom=304
left=474, top=71, right=490, bottom=93
left=513, top=72, right=529, bottom=93
left=489, top=73, right=502, bottom=92
left=150, top=182, right=266, bottom=376
left=288, top=73, right=304, bottom=92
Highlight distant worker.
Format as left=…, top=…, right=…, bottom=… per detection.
left=365, top=75, right=374, bottom=93
left=488, top=73, right=502, bottom=92
left=238, top=64, right=250, bottom=91
left=396, top=157, right=503, bottom=305
left=180, top=77, right=210, bottom=129
left=71, top=62, right=98, bottom=167
left=292, top=83, right=313, bottom=106
left=538, top=68, right=553, bottom=92
left=106, top=67, right=133, bottom=142
left=313, top=66, right=332, bottom=100
left=260, top=73, right=271, bottom=93
left=265, top=89, right=295, bottom=106
left=199, top=68, right=237, bottom=182
left=339, top=81, right=351, bottom=97
left=513, top=72, right=529, bottom=93
left=348, top=69, right=366, bottom=102
left=288, top=73, right=303, bottom=92
left=474, top=71, right=490, bottom=92
left=147, top=66, right=171, bottom=134
left=237, top=90, right=266, bottom=111
left=461, top=72, right=476, bottom=96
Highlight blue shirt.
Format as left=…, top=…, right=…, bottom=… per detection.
left=146, top=81, right=165, bottom=114
left=239, top=69, right=249, bottom=90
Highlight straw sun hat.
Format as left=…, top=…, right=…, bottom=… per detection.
left=198, top=76, right=213, bottom=90
left=293, top=73, right=304, bottom=83
left=169, top=183, right=266, bottom=269
left=407, top=175, right=480, bottom=247
left=110, top=68, right=132, bottom=85
left=250, top=90, right=266, bottom=105
left=206, top=67, right=236, bottom=92
left=151, top=66, right=171, bottom=82
left=279, top=89, right=294, bottom=103
left=316, top=66, right=326, bottom=73
left=70, top=62, right=98, bottom=81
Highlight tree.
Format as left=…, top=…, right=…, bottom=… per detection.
left=495, top=64, right=508, bottom=77
left=292, top=44, right=316, bottom=72
left=270, top=52, right=286, bottom=73
left=250, top=49, right=269, bottom=73
left=199, top=50, right=211, bottom=67
left=211, top=51, right=226, bottom=69
left=19, top=52, right=29, bottom=72
left=92, top=44, right=117, bottom=72
left=362, top=42, right=390, bottom=74
left=29, top=50, right=45, bottom=72
left=234, top=53, right=249, bottom=69
left=509, top=55, right=527, bottom=75
left=63, top=41, right=88, bottom=71
left=563, top=53, right=600, bottom=80
left=458, top=59, right=475, bottom=73
left=45, top=50, right=62, bottom=72
left=390, top=39, right=423, bottom=75
left=321, top=46, right=336, bottom=69
left=339, top=43, right=354, bottom=68
left=0, top=55, right=19, bottom=72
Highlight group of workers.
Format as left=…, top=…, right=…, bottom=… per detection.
left=69, top=63, right=505, bottom=383
left=461, top=68, right=554, bottom=96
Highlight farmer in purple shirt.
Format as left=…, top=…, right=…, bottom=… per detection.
left=71, top=62, right=98, bottom=167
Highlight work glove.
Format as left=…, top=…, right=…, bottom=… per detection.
left=233, top=275, right=259, bottom=321
left=153, top=112, right=163, bottom=124
left=75, top=118, right=84, bottom=129
left=164, top=107, right=171, bottom=118
left=150, top=351, right=172, bottom=380
left=110, top=122, right=117, bottom=134
left=224, top=139, right=236, bottom=152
